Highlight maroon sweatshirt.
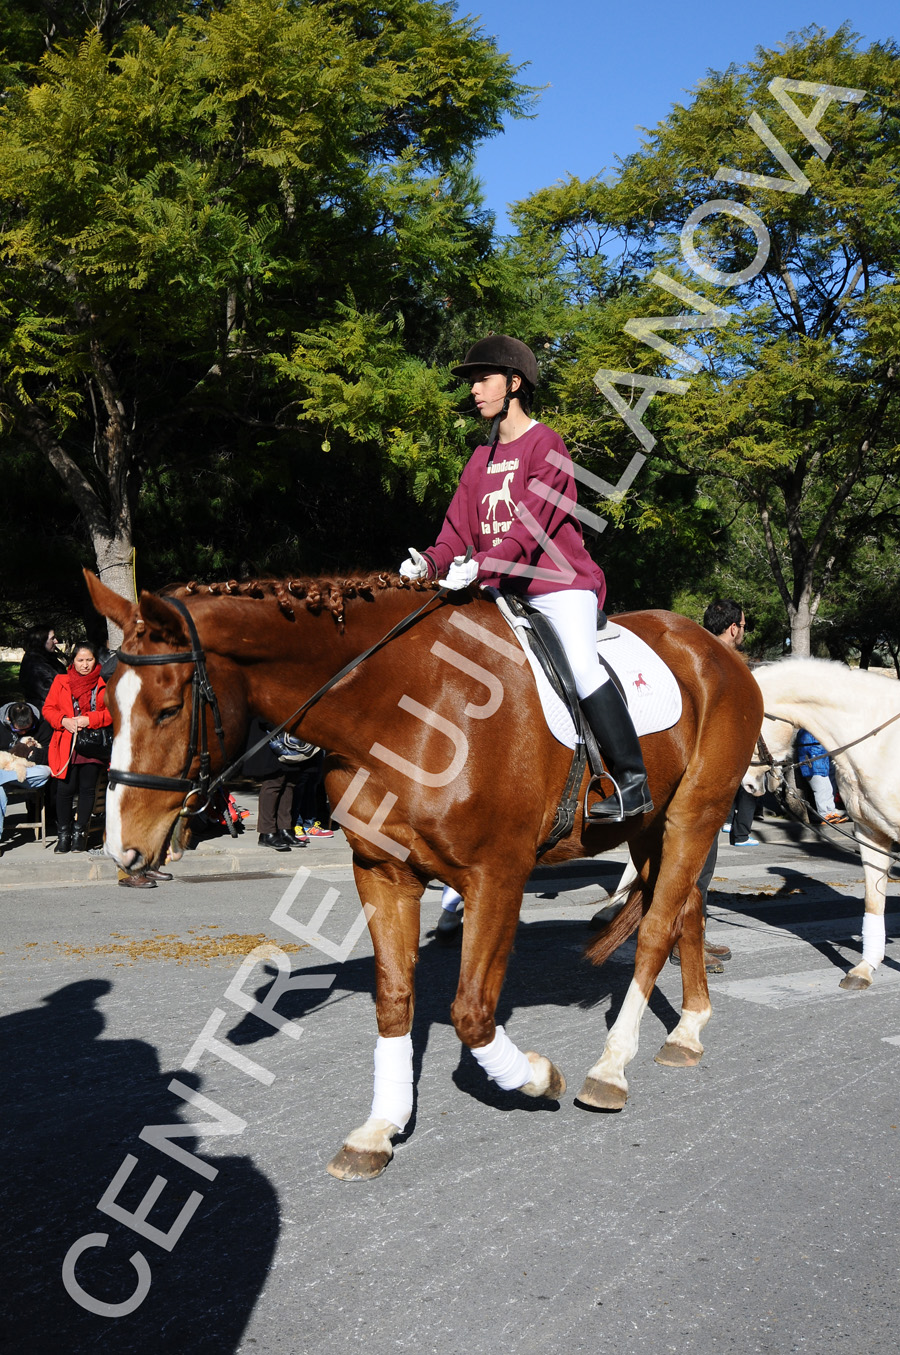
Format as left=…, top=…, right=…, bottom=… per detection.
left=422, top=423, right=606, bottom=602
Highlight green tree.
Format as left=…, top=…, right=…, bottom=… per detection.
left=0, top=0, right=530, bottom=632
left=509, top=26, right=900, bottom=654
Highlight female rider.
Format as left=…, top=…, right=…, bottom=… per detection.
left=400, top=334, right=651, bottom=820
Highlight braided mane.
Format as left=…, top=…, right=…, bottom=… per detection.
left=164, top=571, right=440, bottom=624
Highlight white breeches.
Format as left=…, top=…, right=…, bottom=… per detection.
left=527, top=589, right=607, bottom=699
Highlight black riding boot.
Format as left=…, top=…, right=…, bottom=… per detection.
left=71, top=825, right=87, bottom=852
left=55, top=825, right=73, bottom=854
left=580, top=681, right=653, bottom=820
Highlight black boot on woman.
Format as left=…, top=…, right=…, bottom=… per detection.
left=54, top=826, right=72, bottom=854
left=71, top=825, right=87, bottom=852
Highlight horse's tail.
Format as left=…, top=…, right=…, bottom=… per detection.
left=584, top=887, right=645, bottom=967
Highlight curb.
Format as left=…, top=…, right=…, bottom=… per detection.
left=0, top=835, right=355, bottom=888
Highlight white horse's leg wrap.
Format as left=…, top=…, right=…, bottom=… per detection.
left=862, top=913, right=885, bottom=970
left=370, top=1034, right=413, bottom=1129
left=470, top=1025, right=532, bottom=1091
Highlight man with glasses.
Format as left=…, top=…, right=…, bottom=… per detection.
left=702, top=600, right=761, bottom=846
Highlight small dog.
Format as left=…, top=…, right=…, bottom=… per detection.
left=0, top=750, right=33, bottom=782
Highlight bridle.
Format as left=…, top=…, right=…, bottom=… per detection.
left=107, top=596, right=228, bottom=818
left=750, top=708, right=900, bottom=777
left=106, top=581, right=456, bottom=820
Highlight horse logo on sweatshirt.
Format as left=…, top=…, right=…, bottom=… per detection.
left=481, top=471, right=516, bottom=529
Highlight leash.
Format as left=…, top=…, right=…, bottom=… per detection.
left=751, top=707, right=900, bottom=771
left=768, top=775, right=900, bottom=877
left=752, top=709, right=900, bottom=875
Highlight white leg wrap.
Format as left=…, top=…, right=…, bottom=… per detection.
left=470, top=1025, right=532, bottom=1091
left=370, top=1034, right=413, bottom=1129
left=862, top=913, right=885, bottom=970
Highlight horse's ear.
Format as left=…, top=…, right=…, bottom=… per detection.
left=137, top=592, right=190, bottom=646
left=83, top=569, right=137, bottom=632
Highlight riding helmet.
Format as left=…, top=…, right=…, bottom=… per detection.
left=451, top=335, right=539, bottom=388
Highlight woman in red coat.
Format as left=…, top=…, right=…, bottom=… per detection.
left=43, top=640, right=112, bottom=854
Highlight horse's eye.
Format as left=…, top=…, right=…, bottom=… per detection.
left=157, top=707, right=181, bottom=725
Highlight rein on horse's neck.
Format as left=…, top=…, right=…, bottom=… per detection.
left=182, top=581, right=451, bottom=797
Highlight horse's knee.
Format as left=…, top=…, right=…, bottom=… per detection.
left=450, top=999, right=494, bottom=1049
left=375, top=988, right=414, bottom=1037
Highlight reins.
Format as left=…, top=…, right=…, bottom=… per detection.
left=108, top=579, right=453, bottom=818
left=751, top=707, right=900, bottom=875
left=750, top=707, right=900, bottom=773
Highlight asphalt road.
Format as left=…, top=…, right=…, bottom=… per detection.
left=2, top=816, right=899, bottom=1355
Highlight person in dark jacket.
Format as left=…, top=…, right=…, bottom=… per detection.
left=0, top=701, right=52, bottom=844
left=243, top=720, right=309, bottom=851
left=18, top=626, right=68, bottom=709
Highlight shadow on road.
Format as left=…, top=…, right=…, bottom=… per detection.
left=712, top=863, right=900, bottom=977
left=1, top=979, right=279, bottom=1354
left=226, top=915, right=682, bottom=1131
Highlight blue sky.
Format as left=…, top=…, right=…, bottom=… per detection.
left=466, top=0, right=896, bottom=231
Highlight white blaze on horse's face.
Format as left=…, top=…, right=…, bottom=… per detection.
left=105, top=667, right=140, bottom=866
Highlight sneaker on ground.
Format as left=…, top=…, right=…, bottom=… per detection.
left=731, top=836, right=760, bottom=846
left=302, top=822, right=334, bottom=838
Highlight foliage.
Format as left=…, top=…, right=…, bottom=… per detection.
left=508, top=26, right=900, bottom=651
left=0, top=0, right=532, bottom=618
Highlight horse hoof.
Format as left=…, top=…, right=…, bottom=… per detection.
left=575, top=1076, right=627, bottom=1112
left=520, top=1052, right=566, bottom=1099
left=839, top=972, right=872, bottom=991
left=654, top=1041, right=702, bottom=1067
left=326, top=1146, right=393, bottom=1180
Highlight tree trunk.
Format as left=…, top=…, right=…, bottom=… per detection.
left=788, top=594, right=813, bottom=658
left=92, top=534, right=136, bottom=648
left=19, top=402, right=137, bottom=647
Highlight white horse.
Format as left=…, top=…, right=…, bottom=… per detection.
left=745, top=657, right=900, bottom=991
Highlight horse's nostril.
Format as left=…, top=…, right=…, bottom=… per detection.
left=121, top=848, right=139, bottom=870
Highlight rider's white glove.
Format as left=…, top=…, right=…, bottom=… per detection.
left=399, top=547, right=428, bottom=581
left=439, top=555, right=479, bottom=590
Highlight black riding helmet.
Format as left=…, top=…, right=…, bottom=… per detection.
left=451, top=334, right=539, bottom=388
left=452, top=334, right=539, bottom=456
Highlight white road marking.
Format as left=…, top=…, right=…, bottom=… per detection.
left=715, top=965, right=900, bottom=1008
left=882, top=1035, right=900, bottom=1047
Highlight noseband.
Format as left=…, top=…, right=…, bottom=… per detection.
left=107, top=596, right=227, bottom=817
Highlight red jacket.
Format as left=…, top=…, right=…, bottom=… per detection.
left=42, top=673, right=112, bottom=778
left=421, top=422, right=606, bottom=601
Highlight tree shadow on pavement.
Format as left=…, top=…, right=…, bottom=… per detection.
left=1, top=979, right=279, bottom=1355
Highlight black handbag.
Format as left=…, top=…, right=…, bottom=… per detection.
left=73, top=689, right=113, bottom=763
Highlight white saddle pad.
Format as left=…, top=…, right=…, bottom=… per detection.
left=495, top=598, right=682, bottom=748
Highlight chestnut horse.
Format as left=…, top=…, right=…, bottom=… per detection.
left=86, top=571, right=762, bottom=1179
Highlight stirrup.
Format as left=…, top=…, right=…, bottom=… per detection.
left=585, top=773, right=652, bottom=822
left=584, top=774, right=624, bottom=823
